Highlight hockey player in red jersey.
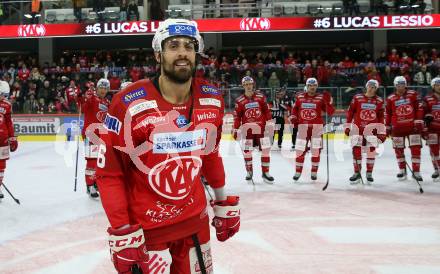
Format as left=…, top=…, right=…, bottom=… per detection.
left=96, top=19, right=240, bottom=274
left=386, top=76, right=424, bottom=181
left=233, top=76, right=275, bottom=184
left=0, top=81, right=17, bottom=200
left=345, top=79, right=386, bottom=184
left=65, top=80, right=81, bottom=113
left=290, top=78, right=335, bottom=182
left=78, top=78, right=110, bottom=198
left=422, top=77, right=440, bottom=180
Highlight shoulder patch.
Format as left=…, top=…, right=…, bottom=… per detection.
left=200, top=85, right=220, bottom=95
left=123, top=88, right=147, bottom=105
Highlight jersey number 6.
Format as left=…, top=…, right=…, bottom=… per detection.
left=97, top=144, right=107, bottom=168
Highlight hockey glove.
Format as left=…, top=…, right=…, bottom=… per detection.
left=414, top=120, right=424, bottom=134
left=211, top=196, right=240, bottom=242
left=107, top=224, right=149, bottom=274
left=9, top=137, right=18, bottom=152
left=424, top=114, right=434, bottom=126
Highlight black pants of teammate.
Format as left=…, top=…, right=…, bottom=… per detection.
left=274, top=117, right=285, bottom=147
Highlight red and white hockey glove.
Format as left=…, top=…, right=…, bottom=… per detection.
left=289, top=114, right=298, bottom=126
left=211, top=196, right=240, bottom=242
left=9, top=137, right=18, bottom=152
left=107, top=224, right=149, bottom=274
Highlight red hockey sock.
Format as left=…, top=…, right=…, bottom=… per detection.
left=261, top=156, right=270, bottom=173
left=394, top=148, right=406, bottom=170
left=410, top=145, right=421, bottom=172
left=352, top=146, right=362, bottom=172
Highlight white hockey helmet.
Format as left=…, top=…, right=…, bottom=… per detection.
left=393, top=76, right=407, bottom=87
left=366, top=79, right=379, bottom=89
left=152, top=19, right=204, bottom=54
left=306, top=77, right=318, bottom=86
left=241, top=76, right=254, bottom=85
left=0, top=80, right=10, bottom=97
left=97, top=78, right=110, bottom=89
left=431, top=77, right=440, bottom=88
left=120, top=81, right=132, bottom=90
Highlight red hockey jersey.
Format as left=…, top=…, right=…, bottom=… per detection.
left=291, top=92, right=335, bottom=125
left=233, top=92, right=272, bottom=131
left=423, top=93, right=440, bottom=133
left=0, top=99, right=14, bottom=142
left=385, top=90, right=423, bottom=130
left=96, top=78, right=225, bottom=244
left=79, top=90, right=111, bottom=138
left=346, top=93, right=385, bottom=131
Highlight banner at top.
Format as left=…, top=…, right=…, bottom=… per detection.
left=1, top=14, right=439, bottom=38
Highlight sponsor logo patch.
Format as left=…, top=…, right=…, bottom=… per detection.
left=395, top=98, right=410, bottom=106
left=98, top=103, right=108, bottom=111
left=175, top=114, right=189, bottom=128
left=123, top=88, right=147, bottom=104
left=244, top=102, right=259, bottom=109
left=153, top=129, right=206, bottom=154
left=128, top=100, right=158, bottom=116
left=103, top=114, right=121, bottom=134
left=432, top=104, right=440, bottom=110
left=194, top=109, right=219, bottom=123
left=201, top=85, right=220, bottom=95
left=301, top=103, right=316, bottom=109
left=361, top=103, right=376, bottom=110
left=199, top=98, right=221, bottom=107
left=135, top=112, right=169, bottom=129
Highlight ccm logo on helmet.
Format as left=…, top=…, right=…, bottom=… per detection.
left=169, top=24, right=196, bottom=36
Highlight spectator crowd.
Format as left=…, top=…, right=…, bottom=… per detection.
left=1, top=45, right=439, bottom=114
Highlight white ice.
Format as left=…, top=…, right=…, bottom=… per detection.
left=1, top=137, right=440, bottom=274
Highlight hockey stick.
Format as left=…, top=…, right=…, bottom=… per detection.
left=1, top=182, right=20, bottom=204
left=192, top=234, right=208, bottom=274
left=73, top=105, right=81, bottom=192
left=405, top=161, right=424, bottom=194
left=356, top=161, right=365, bottom=185
left=322, top=112, right=330, bottom=191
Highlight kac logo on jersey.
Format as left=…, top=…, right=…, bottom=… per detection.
left=123, top=88, right=147, bottom=104
left=201, top=85, right=220, bottom=95
left=361, top=103, right=376, bottom=110
left=175, top=114, right=189, bottom=128
left=149, top=156, right=202, bottom=200
left=245, top=102, right=259, bottom=109
left=153, top=129, right=206, bottom=154
left=104, top=114, right=121, bottom=134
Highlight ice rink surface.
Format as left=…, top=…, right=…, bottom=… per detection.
left=1, top=137, right=440, bottom=274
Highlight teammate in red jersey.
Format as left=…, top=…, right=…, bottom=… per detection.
left=0, top=81, right=17, bottom=200
left=65, top=80, right=81, bottom=113
left=78, top=78, right=111, bottom=198
left=290, top=78, right=335, bottom=182
left=386, top=76, right=424, bottom=181
left=233, top=76, right=275, bottom=184
left=345, top=79, right=386, bottom=184
left=95, top=19, right=240, bottom=274
left=422, top=77, right=440, bottom=180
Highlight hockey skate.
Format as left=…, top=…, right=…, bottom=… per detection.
left=311, top=172, right=317, bottom=181
left=245, top=171, right=253, bottom=182
left=412, top=172, right=423, bottom=182
left=396, top=169, right=407, bottom=181
left=87, top=184, right=99, bottom=198
left=262, top=172, right=274, bottom=184
left=432, top=169, right=439, bottom=181
left=293, top=172, right=301, bottom=182
left=349, top=173, right=361, bottom=185
left=366, top=172, right=374, bottom=184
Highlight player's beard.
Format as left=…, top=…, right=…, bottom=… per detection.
left=162, top=57, right=196, bottom=84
